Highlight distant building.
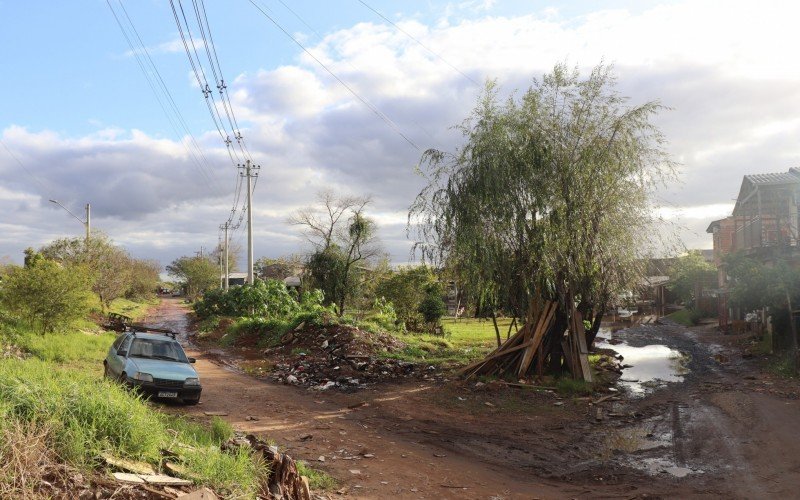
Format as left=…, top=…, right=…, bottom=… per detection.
left=707, top=167, right=800, bottom=328
left=224, top=272, right=248, bottom=287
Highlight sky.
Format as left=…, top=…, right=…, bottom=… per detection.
left=1, top=0, right=800, bottom=269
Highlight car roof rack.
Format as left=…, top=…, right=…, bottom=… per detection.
left=128, top=324, right=178, bottom=339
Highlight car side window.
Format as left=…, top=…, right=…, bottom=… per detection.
left=118, top=335, right=133, bottom=354
left=111, top=334, right=126, bottom=350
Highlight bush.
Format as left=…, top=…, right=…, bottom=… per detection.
left=418, top=283, right=446, bottom=332
left=194, top=279, right=300, bottom=320
left=0, top=259, right=93, bottom=334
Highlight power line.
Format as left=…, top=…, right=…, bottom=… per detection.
left=107, top=0, right=223, bottom=193
left=248, top=0, right=421, bottom=152
left=0, top=137, right=51, bottom=196
left=193, top=0, right=252, bottom=159
left=167, top=0, right=255, bottom=228
left=357, top=0, right=480, bottom=87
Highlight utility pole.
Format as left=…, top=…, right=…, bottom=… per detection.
left=85, top=203, right=91, bottom=242
left=222, top=222, right=230, bottom=291
left=239, top=160, right=260, bottom=285
left=49, top=199, right=90, bottom=243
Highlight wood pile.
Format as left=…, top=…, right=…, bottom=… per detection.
left=461, top=297, right=593, bottom=382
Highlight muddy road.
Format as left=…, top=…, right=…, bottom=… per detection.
left=145, top=299, right=800, bottom=499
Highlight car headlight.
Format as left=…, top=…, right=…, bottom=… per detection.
left=184, top=377, right=200, bottom=386
left=133, top=372, right=153, bottom=382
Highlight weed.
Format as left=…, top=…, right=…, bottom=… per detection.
left=297, top=460, right=337, bottom=490
left=555, top=377, right=594, bottom=395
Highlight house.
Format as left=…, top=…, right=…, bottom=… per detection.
left=706, top=168, right=800, bottom=328
left=224, top=272, right=248, bottom=287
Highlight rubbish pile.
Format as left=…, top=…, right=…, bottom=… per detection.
left=265, top=324, right=433, bottom=390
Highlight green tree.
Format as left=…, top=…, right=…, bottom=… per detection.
left=40, top=234, right=136, bottom=312
left=418, top=282, right=446, bottom=332
left=725, top=252, right=800, bottom=370
left=0, top=257, right=93, bottom=334
left=669, top=250, right=716, bottom=307
left=293, top=191, right=383, bottom=316
left=376, top=266, right=437, bottom=331
left=410, top=63, right=673, bottom=372
left=166, top=255, right=218, bottom=299
left=125, top=258, right=161, bottom=300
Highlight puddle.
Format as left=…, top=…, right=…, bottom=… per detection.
left=601, top=418, right=703, bottom=478
left=639, top=458, right=700, bottom=477
left=597, top=337, right=688, bottom=396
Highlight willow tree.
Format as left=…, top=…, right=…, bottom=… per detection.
left=409, top=63, right=673, bottom=366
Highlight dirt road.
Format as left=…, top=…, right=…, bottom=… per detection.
left=145, top=299, right=800, bottom=499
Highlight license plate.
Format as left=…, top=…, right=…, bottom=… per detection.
left=158, top=391, right=178, bottom=398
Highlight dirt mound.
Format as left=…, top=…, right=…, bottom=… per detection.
left=265, top=323, right=431, bottom=390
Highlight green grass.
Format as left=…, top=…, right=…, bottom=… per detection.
left=0, top=320, right=264, bottom=496
left=664, top=308, right=701, bottom=327
left=554, top=377, right=595, bottom=395
left=85, top=296, right=159, bottom=322
left=297, top=460, right=337, bottom=490
left=383, top=317, right=515, bottom=366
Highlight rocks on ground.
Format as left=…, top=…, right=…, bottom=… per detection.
left=265, top=324, right=443, bottom=391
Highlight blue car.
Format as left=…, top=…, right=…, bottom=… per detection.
left=104, top=330, right=202, bottom=405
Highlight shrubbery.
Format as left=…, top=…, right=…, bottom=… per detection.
left=0, top=257, right=93, bottom=334
left=194, top=279, right=301, bottom=320
left=196, top=282, right=336, bottom=346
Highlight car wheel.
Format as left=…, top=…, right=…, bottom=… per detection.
left=119, top=372, right=127, bottom=384
left=184, top=397, right=201, bottom=406
left=103, top=362, right=110, bottom=379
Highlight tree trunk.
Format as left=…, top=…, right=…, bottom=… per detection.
left=585, top=310, right=603, bottom=347
left=491, top=311, right=501, bottom=347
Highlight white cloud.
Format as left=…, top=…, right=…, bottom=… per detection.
left=4, top=1, right=800, bottom=266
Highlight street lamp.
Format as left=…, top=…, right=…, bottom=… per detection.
left=49, top=199, right=90, bottom=241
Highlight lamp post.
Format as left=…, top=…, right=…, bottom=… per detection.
left=49, top=199, right=90, bottom=242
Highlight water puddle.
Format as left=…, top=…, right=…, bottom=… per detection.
left=596, top=337, right=689, bottom=396
left=601, top=417, right=703, bottom=478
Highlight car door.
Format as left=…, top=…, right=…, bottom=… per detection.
left=108, top=334, right=132, bottom=378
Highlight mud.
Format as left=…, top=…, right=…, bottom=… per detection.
left=146, top=299, right=800, bottom=499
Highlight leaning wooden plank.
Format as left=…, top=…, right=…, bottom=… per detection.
left=518, top=301, right=557, bottom=376
left=571, top=307, right=594, bottom=383
left=463, top=336, right=544, bottom=377
left=459, top=324, right=530, bottom=376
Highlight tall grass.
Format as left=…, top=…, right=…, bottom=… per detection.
left=0, top=316, right=265, bottom=496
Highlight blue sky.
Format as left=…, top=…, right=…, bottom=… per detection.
left=2, top=0, right=800, bottom=268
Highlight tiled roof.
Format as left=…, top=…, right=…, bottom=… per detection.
left=745, top=171, right=800, bottom=186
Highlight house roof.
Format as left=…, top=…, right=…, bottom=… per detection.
left=706, top=219, right=724, bottom=233
left=733, top=169, right=800, bottom=215
left=744, top=171, right=800, bottom=186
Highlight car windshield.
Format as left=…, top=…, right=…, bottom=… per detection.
left=128, top=338, right=188, bottom=363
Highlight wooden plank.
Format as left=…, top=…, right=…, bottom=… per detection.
left=570, top=306, right=593, bottom=382
left=517, top=301, right=557, bottom=377
left=463, top=335, right=544, bottom=376
left=101, top=453, right=157, bottom=475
